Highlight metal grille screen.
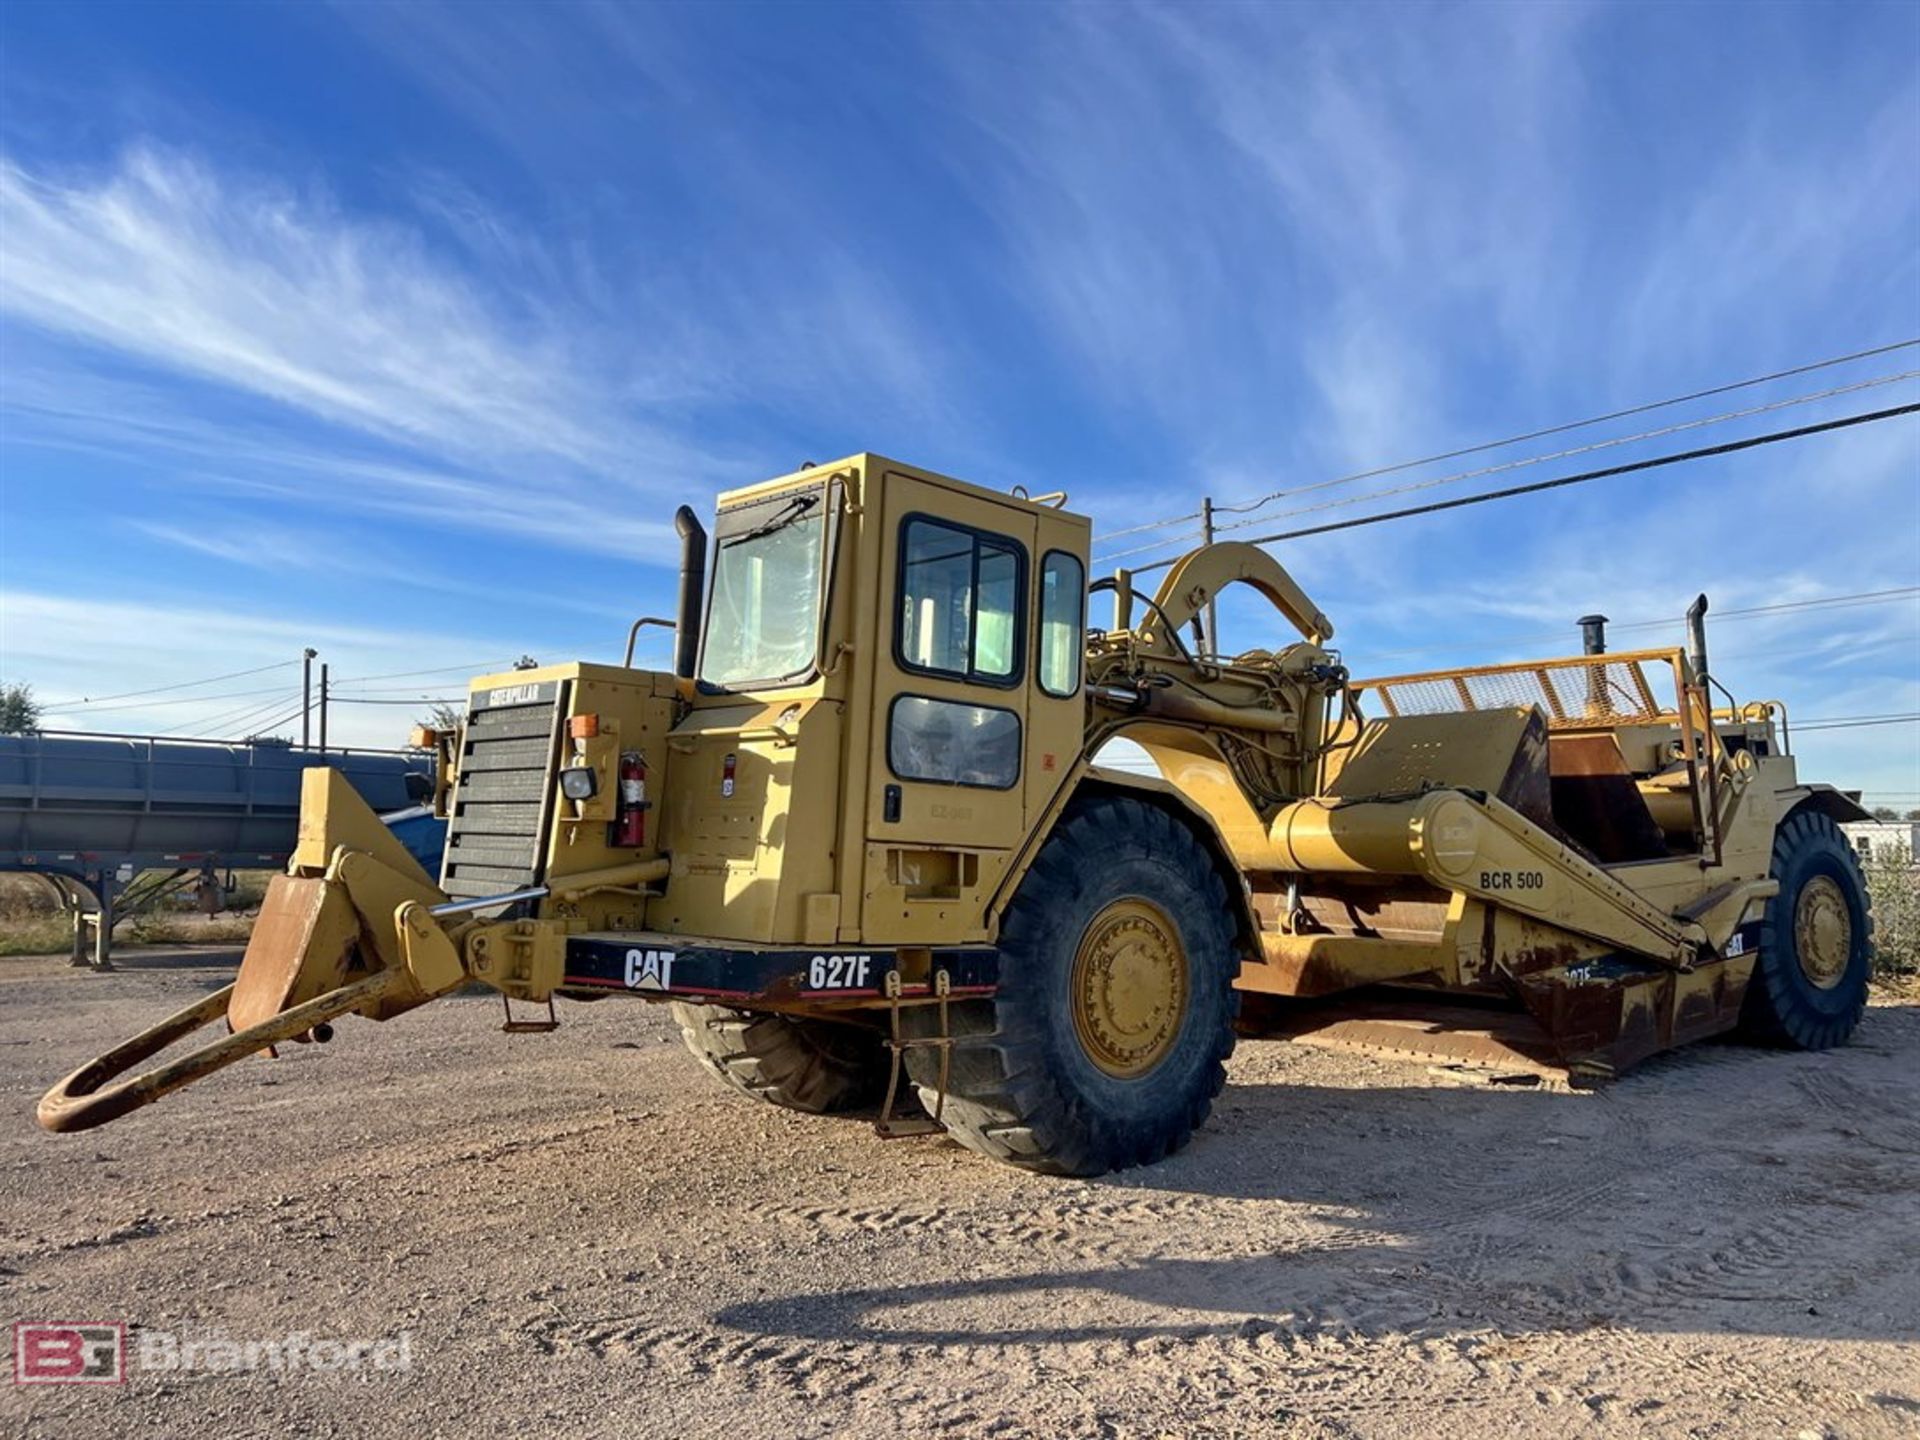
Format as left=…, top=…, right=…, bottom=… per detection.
left=1354, top=651, right=1683, bottom=730
left=440, top=679, right=565, bottom=900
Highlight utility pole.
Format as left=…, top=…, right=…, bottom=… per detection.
left=318, top=663, right=329, bottom=754
left=301, top=647, right=317, bottom=748
left=1200, top=495, right=1218, bottom=654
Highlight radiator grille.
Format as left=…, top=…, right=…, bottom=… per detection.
left=440, top=679, right=566, bottom=901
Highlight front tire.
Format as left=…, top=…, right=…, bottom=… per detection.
left=1738, top=810, right=1873, bottom=1050
left=906, top=795, right=1240, bottom=1176
left=670, top=1003, right=889, bottom=1114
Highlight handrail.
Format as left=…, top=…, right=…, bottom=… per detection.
left=1353, top=644, right=1687, bottom=689
left=623, top=616, right=677, bottom=668
left=10, top=730, right=422, bottom=758
left=1353, top=647, right=1695, bottom=734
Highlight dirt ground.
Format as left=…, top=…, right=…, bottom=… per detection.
left=0, top=948, right=1915, bottom=1440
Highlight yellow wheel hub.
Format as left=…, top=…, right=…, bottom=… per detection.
left=1069, top=899, right=1189, bottom=1078
left=1794, top=875, right=1852, bottom=990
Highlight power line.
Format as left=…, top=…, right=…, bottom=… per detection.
left=216, top=701, right=310, bottom=741
left=327, top=696, right=464, bottom=706
left=1095, top=511, right=1204, bottom=544
left=1794, top=713, right=1920, bottom=733
left=325, top=681, right=470, bottom=694
left=150, top=701, right=273, bottom=739
left=325, top=678, right=519, bottom=697
left=1688, top=588, right=1920, bottom=620
left=40, top=659, right=298, bottom=709
left=1127, top=402, right=1920, bottom=578
left=154, top=690, right=303, bottom=738
left=1208, top=369, right=1917, bottom=538
left=1359, top=588, right=1920, bottom=662
left=188, top=690, right=304, bottom=735
left=328, top=658, right=518, bottom=685
left=1097, top=526, right=1210, bottom=565
left=1214, top=339, right=1920, bottom=516
left=1090, top=336, right=1919, bottom=547
left=1096, top=366, right=1920, bottom=565
left=40, top=681, right=297, bottom=716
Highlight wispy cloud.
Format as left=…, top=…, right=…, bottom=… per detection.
left=903, top=3, right=1616, bottom=521
left=0, top=149, right=687, bottom=471
left=1, top=340, right=680, bottom=558
left=335, top=1, right=963, bottom=437
left=128, top=518, right=332, bottom=573
left=0, top=588, right=544, bottom=746
left=0, top=130, right=977, bottom=542
left=124, top=512, right=636, bottom=627
left=1618, top=82, right=1920, bottom=380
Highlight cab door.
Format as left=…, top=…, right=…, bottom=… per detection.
left=861, top=468, right=1037, bottom=943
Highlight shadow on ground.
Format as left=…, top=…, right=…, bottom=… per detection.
left=716, top=1009, right=1920, bottom=1350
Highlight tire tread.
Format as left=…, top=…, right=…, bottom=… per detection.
left=906, top=793, right=1240, bottom=1175
left=671, top=1002, right=888, bottom=1114
left=1739, top=810, right=1872, bottom=1050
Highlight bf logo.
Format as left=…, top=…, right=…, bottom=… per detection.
left=13, top=1323, right=126, bottom=1385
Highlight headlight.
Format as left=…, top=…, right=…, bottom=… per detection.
left=560, top=766, right=598, bottom=801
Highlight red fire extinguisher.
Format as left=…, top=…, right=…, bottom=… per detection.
left=612, top=750, right=648, bottom=848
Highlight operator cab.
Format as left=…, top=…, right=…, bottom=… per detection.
left=661, top=455, right=1093, bottom=948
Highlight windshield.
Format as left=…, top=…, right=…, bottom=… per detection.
left=697, top=491, right=828, bottom=689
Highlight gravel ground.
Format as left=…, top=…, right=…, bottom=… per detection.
left=0, top=947, right=1916, bottom=1439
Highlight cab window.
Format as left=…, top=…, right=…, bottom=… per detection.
left=698, top=486, right=831, bottom=689
left=888, top=695, right=1021, bottom=789
left=897, top=517, right=1025, bottom=686
left=1037, top=551, right=1085, bottom=697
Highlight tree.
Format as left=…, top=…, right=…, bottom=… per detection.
left=1908, top=809, right=1920, bottom=823
left=0, top=681, right=42, bottom=735
left=1871, top=806, right=1900, bottom=821
left=1863, top=840, right=1919, bottom=981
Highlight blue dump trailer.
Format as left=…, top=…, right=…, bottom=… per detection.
left=0, top=731, right=441, bottom=968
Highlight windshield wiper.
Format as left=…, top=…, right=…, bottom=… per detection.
left=732, top=493, right=820, bottom=543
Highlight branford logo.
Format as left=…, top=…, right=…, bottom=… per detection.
left=13, top=1322, right=126, bottom=1385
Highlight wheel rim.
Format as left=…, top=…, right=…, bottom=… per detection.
left=1069, top=898, right=1189, bottom=1079
left=1793, top=875, right=1852, bottom=990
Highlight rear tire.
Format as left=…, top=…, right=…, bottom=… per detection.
left=906, top=794, right=1240, bottom=1176
left=1738, top=810, right=1873, bottom=1050
left=670, top=1002, right=889, bottom=1114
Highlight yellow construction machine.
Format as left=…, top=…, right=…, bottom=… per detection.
left=40, top=456, right=1877, bottom=1174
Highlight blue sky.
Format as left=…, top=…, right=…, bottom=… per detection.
left=0, top=1, right=1915, bottom=802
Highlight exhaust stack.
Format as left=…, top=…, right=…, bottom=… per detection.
left=1578, top=613, right=1609, bottom=655
left=1685, top=593, right=1710, bottom=689
left=1578, top=613, right=1610, bottom=714
left=673, top=505, right=708, bottom=681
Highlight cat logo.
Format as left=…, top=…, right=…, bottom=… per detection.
left=623, top=948, right=675, bottom=991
